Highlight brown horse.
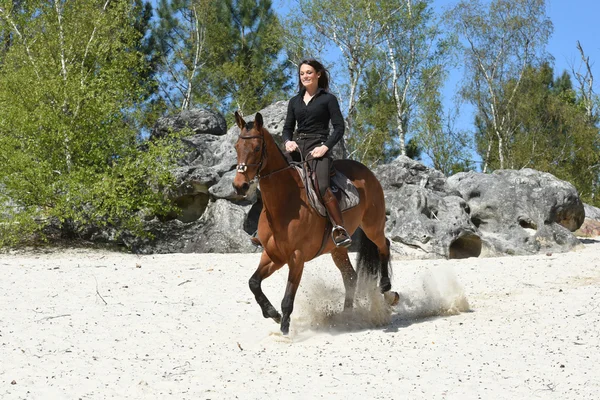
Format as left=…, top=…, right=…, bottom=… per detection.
left=232, top=111, right=398, bottom=335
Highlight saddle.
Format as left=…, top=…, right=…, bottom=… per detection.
left=293, top=166, right=360, bottom=217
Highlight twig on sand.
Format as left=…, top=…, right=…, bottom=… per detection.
left=163, top=362, right=194, bottom=378
left=575, top=304, right=599, bottom=317
left=36, top=314, right=71, bottom=322
left=94, top=276, right=108, bottom=305
left=178, top=279, right=192, bottom=286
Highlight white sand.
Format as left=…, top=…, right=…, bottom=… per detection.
left=1, top=239, right=599, bottom=400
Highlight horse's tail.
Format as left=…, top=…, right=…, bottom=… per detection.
left=355, top=228, right=391, bottom=284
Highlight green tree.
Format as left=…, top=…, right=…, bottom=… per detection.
left=0, top=0, right=182, bottom=246
left=349, top=66, right=399, bottom=166
left=381, top=0, right=452, bottom=157
left=446, top=0, right=553, bottom=171
left=209, top=0, right=291, bottom=115
left=413, top=65, right=472, bottom=175
left=287, top=0, right=454, bottom=164
left=498, top=63, right=600, bottom=204
left=151, top=0, right=214, bottom=111
left=151, top=0, right=290, bottom=116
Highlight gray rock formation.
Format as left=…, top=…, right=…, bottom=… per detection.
left=584, top=203, right=600, bottom=220
left=83, top=103, right=588, bottom=258
left=152, top=109, right=227, bottom=137
left=576, top=203, right=600, bottom=238
left=180, top=199, right=257, bottom=253
left=376, top=156, right=482, bottom=259
left=375, top=155, right=448, bottom=193
left=447, top=169, right=585, bottom=255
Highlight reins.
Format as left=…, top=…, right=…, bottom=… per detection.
left=236, top=132, right=315, bottom=182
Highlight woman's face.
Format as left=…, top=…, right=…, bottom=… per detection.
left=299, top=64, right=320, bottom=91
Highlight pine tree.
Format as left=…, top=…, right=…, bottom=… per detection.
left=151, top=0, right=291, bottom=116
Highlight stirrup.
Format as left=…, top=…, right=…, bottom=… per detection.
left=331, top=225, right=352, bottom=248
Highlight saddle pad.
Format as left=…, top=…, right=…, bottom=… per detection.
left=293, top=166, right=360, bottom=217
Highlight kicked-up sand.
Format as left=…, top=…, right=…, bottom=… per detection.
left=1, top=238, right=599, bottom=399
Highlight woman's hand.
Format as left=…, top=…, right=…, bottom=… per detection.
left=310, top=145, right=329, bottom=159
left=285, top=140, right=299, bottom=152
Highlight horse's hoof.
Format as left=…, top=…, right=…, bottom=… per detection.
left=343, top=300, right=354, bottom=311
left=384, top=291, right=400, bottom=306
left=272, top=314, right=282, bottom=324
left=280, top=320, right=290, bottom=335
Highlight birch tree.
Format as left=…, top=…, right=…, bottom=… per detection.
left=446, top=0, right=552, bottom=171
left=0, top=0, right=182, bottom=245
left=571, top=41, right=600, bottom=202
left=381, top=0, right=450, bottom=156
left=152, top=0, right=290, bottom=116
left=152, top=0, right=213, bottom=111
left=294, top=0, right=391, bottom=148
left=288, top=0, right=453, bottom=162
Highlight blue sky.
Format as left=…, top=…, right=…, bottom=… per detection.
left=150, top=0, right=599, bottom=165
left=273, top=0, right=600, bottom=86
left=273, top=0, right=599, bottom=167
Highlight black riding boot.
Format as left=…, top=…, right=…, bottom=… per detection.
left=322, top=188, right=352, bottom=248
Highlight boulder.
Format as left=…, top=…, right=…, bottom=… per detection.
left=73, top=103, right=590, bottom=258
left=447, top=169, right=585, bottom=255
left=152, top=108, right=227, bottom=138
left=208, top=170, right=259, bottom=203
left=575, top=219, right=600, bottom=237
left=584, top=203, right=600, bottom=220
left=181, top=199, right=256, bottom=253
left=375, top=155, right=448, bottom=193
left=378, top=157, right=482, bottom=259
left=576, top=203, right=600, bottom=237
left=151, top=110, right=235, bottom=224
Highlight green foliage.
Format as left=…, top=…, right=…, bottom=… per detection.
left=348, top=66, right=399, bottom=166
left=151, top=0, right=291, bottom=117
left=413, top=65, right=473, bottom=175
left=0, top=0, right=182, bottom=247
left=447, top=0, right=553, bottom=171
left=475, top=63, right=600, bottom=204
left=209, top=0, right=292, bottom=116
left=289, top=0, right=456, bottom=165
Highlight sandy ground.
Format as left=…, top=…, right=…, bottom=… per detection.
left=1, top=239, right=599, bottom=400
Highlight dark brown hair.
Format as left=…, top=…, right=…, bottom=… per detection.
left=298, top=58, right=330, bottom=92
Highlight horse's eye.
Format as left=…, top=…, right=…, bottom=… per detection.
left=254, top=145, right=260, bottom=153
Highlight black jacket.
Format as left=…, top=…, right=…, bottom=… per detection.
left=282, top=88, right=345, bottom=150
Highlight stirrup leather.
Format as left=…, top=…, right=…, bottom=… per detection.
left=331, top=225, right=352, bottom=248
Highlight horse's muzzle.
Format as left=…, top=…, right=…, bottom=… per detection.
left=232, top=179, right=250, bottom=196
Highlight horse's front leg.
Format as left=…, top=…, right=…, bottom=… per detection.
left=280, top=250, right=305, bottom=335
left=249, top=251, right=284, bottom=323
left=331, top=247, right=357, bottom=311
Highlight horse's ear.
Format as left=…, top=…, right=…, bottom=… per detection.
left=255, top=113, right=264, bottom=130
left=234, top=111, right=245, bottom=131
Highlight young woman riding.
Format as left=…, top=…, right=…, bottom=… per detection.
left=282, top=58, right=352, bottom=248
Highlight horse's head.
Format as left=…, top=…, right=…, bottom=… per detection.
left=232, top=111, right=265, bottom=196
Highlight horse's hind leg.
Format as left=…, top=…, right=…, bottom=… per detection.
left=331, top=247, right=357, bottom=311
left=378, top=237, right=392, bottom=292
left=249, top=251, right=284, bottom=323
left=280, top=251, right=305, bottom=335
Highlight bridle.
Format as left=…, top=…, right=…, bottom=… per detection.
left=236, top=132, right=314, bottom=182
left=236, top=134, right=266, bottom=181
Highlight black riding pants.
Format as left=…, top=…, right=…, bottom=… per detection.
left=287, top=137, right=333, bottom=199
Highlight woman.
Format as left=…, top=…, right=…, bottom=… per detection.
left=282, top=58, right=351, bottom=248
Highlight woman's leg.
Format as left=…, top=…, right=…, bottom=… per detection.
left=313, top=150, right=352, bottom=248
